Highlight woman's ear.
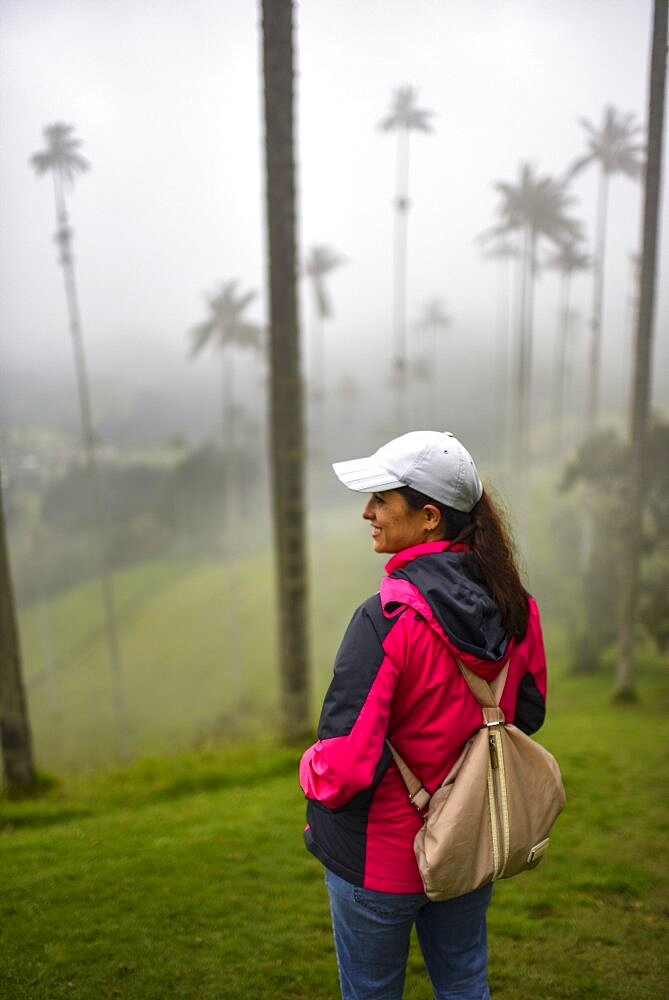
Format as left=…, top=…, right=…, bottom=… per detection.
left=422, top=504, right=443, bottom=535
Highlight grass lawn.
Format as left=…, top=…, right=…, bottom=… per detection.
left=2, top=656, right=668, bottom=999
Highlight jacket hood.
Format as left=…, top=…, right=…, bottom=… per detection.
left=381, top=541, right=510, bottom=665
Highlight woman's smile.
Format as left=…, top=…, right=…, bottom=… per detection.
left=362, top=490, right=435, bottom=554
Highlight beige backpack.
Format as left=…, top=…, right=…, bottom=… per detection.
left=386, top=657, right=566, bottom=902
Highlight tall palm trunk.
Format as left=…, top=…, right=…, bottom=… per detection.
left=393, top=128, right=410, bottom=430
left=523, top=235, right=537, bottom=442
left=0, top=471, right=35, bottom=789
left=221, top=352, right=242, bottom=703
left=616, top=0, right=667, bottom=699
left=493, top=252, right=513, bottom=480
left=53, top=175, right=128, bottom=758
left=587, top=170, right=610, bottom=435
left=261, top=0, right=311, bottom=743
left=429, top=322, right=438, bottom=428
left=511, top=230, right=528, bottom=480
left=552, top=270, right=573, bottom=453
left=309, top=308, right=326, bottom=467
left=579, top=174, right=610, bottom=598
left=512, top=225, right=535, bottom=544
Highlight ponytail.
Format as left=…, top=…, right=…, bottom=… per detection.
left=399, top=486, right=529, bottom=638
left=463, top=492, right=529, bottom=638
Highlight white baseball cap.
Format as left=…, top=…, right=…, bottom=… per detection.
left=332, top=430, right=483, bottom=513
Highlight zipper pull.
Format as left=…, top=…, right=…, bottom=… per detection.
left=489, top=733, right=499, bottom=769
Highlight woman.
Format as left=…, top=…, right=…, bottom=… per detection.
left=299, top=430, right=547, bottom=1000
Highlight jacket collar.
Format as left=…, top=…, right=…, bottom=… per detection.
left=381, top=542, right=465, bottom=625
left=384, top=540, right=469, bottom=575
left=380, top=540, right=512, bottom=673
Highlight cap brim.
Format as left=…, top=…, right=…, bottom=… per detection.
left=332, top=457, right=406, bottom=494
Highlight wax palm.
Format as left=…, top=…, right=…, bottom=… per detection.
left=189, top=280, right=263, bottom=702
left=304, top=245, right=345, bottom=477
left=617, top=0, right=667, bottom=700
left=261, top=0, right=311, bottom=741
left=30, top=123, right=128, bottom=758
left=304, top=244, right=344, bottom=396
left=414, top=298, right=452, bottom=426
left=486, top=162, right=582, bottom=529
left=190, top=281, right=262, bottom=354
left=492, top=164, right=582, bottom=246
left=31, top=122, right=89, bottom=189
left=189, top=280, right=263, bottom=467
left=480, top=240, right=519, bottom=475
left=305, top=245, right=345, bottom=321
left=379, top=85, right=434, bottom=427
left=569, top=107, right=644, bottom=179
left=379, top=85, right=433, bottom=144
left=545, top=241, right=591, bottom=452
left=31, top=123, right=89, bottom=270
left=567, top=106, right=644, bottom=434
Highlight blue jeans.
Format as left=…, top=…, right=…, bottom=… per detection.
left=325, top=869, right=492, bottom=1000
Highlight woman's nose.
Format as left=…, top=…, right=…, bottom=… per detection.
left=362, top=500, right=373, bottom=520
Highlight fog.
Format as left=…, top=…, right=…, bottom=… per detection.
left=1, top=0, right=668, bottom=769
left=1, top=0, right=667, bottom=460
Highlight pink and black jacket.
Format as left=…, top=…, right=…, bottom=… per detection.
left=299, top=540, right=547, bottom=893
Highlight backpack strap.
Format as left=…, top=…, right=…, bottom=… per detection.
left=386, top=656, right=510, bottom=812
left=385, top=741, right=431, bottom=812
left=456, top=656, right=509, bottom=708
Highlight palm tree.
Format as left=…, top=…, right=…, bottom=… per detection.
left=189, top=280, right=263, bottom=701
left=379, top=86, right=434, bottom=427
left=486, top=163, right=582, bottom=518
left=616, top=0, right=667, bottom=700
left=413, top=298, right=452, bottom=427
left=30, top=123, right=128, bottom=759
left=544, top=240, right=591, bottom=452
left=567, top=106, right=644, bottom=435
left=624, top=253, right=643, bottom=359
left=261, top=0, right=311, bottom=744
left=0, top=466, right=35, bottom=790
left=480, top=239, right=518, bottom=479
left=304, top=245, right=344, bottom=504
left=190, top=280, right=263, bottom=457
left=305, top=245, right=345, bottom=324
left=304, top=244, right=345, bottom=397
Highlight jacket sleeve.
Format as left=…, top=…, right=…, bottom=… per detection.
left=514, top=672, right=546, bottom=734
left=513, top=598, right=547, bottom=736
left=299, top=596, right=401, bottom=809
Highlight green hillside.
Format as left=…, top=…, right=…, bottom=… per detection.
left=2, top=659, right=668, bottom=999
left=18, top=514, right=381, bottom=772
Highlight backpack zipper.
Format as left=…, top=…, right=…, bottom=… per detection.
left=487, top=726, right=511, bottom=879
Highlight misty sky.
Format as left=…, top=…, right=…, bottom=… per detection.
left=1, top=0, right=667, bottom=442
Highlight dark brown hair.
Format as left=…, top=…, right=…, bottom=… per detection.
left=398, top=485, right=529, bottom=638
